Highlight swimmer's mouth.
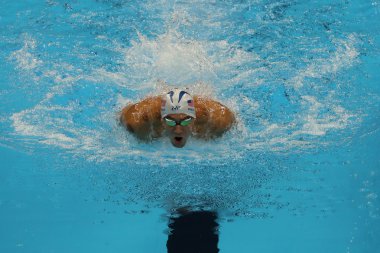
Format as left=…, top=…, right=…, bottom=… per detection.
left=174, top=137, right=183, bottom=142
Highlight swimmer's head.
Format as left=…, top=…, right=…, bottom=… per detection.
left=162, top=113, right=194, bottom=148
left=161, top=88, right=196, bottom=119
left=161, top=89, right=196, bottom=148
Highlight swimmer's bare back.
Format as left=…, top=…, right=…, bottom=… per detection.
left=120, top=96, right=235, bottom=140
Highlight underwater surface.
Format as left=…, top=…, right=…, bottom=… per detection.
left=0, top=0, right=379, bottom=252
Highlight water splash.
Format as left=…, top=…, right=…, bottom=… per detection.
left=3, top=0, right=366, bottom=213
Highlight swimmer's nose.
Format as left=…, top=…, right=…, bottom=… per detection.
left=173, top=125, right=183, bottom=134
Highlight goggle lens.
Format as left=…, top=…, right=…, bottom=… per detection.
left=164, top=118, right=177, bottom=127
left=180, top=118, right=192, bottom=126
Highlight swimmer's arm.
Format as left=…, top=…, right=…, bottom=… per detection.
left=120, top=96, right=162, bottom=140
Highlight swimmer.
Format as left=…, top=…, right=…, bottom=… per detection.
left=120, top=88, right=235, bottom=148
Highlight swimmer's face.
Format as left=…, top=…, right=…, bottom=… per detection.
left=163, top=113, right=194, bottom=148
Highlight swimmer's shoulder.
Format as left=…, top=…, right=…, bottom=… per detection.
left=120, top=96, right=162, bottom=139
left=193, top=96, right=209, bottom=123
left=121, top=96, right=161, bottom=118
left=193, top=95, right=235, bottom=138
left=194, top=96, right=234, bottom=119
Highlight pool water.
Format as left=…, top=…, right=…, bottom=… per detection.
left=1, top=0, right=379, bottom=252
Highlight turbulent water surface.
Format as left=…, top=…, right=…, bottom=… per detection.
left=0, top=0, right=379, bottom=252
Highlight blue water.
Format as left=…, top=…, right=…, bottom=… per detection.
left=1, top=0, right=379, bottom=252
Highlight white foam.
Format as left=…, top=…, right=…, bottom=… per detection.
left=9, top=35, right=42, bottom=71
left=8, top=35, right=43, bottom=83
left=292, top=95, right=355, bottom=136
left=11, top=106, right=80, bottom=149
left=290, top=34, right=359, bottom=89
left=120, top=30, right=217, bottom=85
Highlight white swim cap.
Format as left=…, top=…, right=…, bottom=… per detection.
left=161, top=88, right=196, bottom=118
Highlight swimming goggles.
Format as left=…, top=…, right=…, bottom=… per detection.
left=164, top=117, right=193, bottom=127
